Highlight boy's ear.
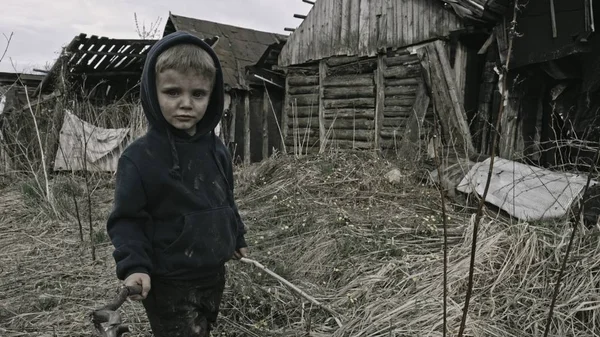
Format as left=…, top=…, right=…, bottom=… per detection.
left=204, top=36, right=220, bottom=49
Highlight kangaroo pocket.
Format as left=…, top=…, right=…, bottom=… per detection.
left=157, top=207, right=238, bottom=273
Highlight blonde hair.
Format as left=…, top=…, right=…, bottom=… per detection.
left=155, top=44, right=216, bottom=84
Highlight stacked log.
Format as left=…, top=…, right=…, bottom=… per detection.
left=284, top=68, right=320, bottom=153
left=322, top=56, right=376, bottom=149
left=380, top=50, right=430, bottom=149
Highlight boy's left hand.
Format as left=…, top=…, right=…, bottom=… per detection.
left=232, top=247, right=248, bottom=260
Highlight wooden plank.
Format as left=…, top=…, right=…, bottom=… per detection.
left=325, top=118, right=375, bottom=130
left=340, top=0, right=352, bottom=55
left=324, top=98, right=375, bottom=109
left=287, top=117, right=320, bottom=128
left=333, top=0, right=344, bottom=55
left=289, top=94, right=319, bottom=107
left=384, top=64, right=421, bottom=79
left=375, top=54, right=386, bottom=149
left=349, top=0, right=361, bottom=55
left=326, top=55, right=360, bottom=67
left=385, top=78, right=420, bottom=86
left=385, top=97, right=415, bottom=106
left=324, top=109, right=375, bottom=119
left=319, top=60, right=327, bottom=153
left=385, top=85, right=418, bottom=96
left=403, top=81, right=431, bottom=142
left=384, top=107, right=412, bottom=117
left=229, top=97, right=237, bottom=144
left=381, top=129, right=406, bottom=138
left=281, top=77, right=290, bottom=154
left=288, top=85, right=319, bottom=95
left=433, top=40, right=474, bottom=153
left=386, top=0, right=396, bottom=45
left=383, top=117, right=409, bottom=128
left=329, top=129, right=374, bottom=141
left=262, top=89, right=269, bottom=160
left=416, top=45, right=452, bottom=139
left=323, top=86, right=375, bottom=99
left=385, top=53, right=419, bottom=67
left=288, top=76, right=319, bottom=86
left=323, top=74, right=374, bottom=87
left=244, top=92, right=251, bottom=164
left=289, top=106, right=319, bottom=118
left=454, top=41, right=467, bottom=106
left=358, top=0, right=371, bottom=56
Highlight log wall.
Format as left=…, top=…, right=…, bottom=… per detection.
left=282, top=47, right=435, bottom=153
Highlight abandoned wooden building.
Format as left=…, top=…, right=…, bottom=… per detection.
left=275, top=0, right=477, bottom=156
left=272, top=0, right=599, bottom=171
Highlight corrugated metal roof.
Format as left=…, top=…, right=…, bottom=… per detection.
left=166, top=13, right=287, bottom=90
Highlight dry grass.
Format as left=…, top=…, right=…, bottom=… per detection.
left=0, top=151, right=599, bottom=336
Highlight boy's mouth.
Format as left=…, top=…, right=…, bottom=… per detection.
left=174, top=116, right=194, bottom=121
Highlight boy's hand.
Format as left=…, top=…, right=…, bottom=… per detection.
left=124, top=273, right=151, bottom=300
left=233, top=247, right=248, bottom=260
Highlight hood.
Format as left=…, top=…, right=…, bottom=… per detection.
left=140, top=31, right=225, bottom=142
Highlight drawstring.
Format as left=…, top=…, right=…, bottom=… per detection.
left=166, top=129, right=182, bottom=180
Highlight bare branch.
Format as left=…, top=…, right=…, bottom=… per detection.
left=0, top=32, right=13, bottom=64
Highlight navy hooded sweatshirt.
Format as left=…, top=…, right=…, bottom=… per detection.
left=107, top=31, right=247, bottom=281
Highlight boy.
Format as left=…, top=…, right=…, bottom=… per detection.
left=106, top=31, right=248, bottom=337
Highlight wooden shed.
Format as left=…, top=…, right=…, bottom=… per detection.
left=165, top=13, right=287, bottom=163
left=276, top=0, right=479, bottom=156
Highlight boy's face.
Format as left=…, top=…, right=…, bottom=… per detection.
left=156, top=69, right=213, bottom=136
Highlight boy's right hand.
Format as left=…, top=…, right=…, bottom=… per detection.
left=124, top=273, right=151, bottom=300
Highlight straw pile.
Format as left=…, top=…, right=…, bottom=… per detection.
left=1, top=151, right=599, bottom=337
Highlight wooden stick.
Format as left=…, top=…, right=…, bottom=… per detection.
left=240, top=257, right=343, bottom=328
left=550, top=0, right=557, bottom=38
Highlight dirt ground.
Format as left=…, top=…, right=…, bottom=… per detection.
left=1, top=151, right=599, bottom=337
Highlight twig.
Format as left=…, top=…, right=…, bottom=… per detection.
left=542, top=144, right=600, bottom=337
left=240, top=257, right=343, bottom=328
left=22, top=85, right=58, bottom=217
left=0, top=32, right=13, bottom=64
left=431, top=123, right=448, bottom=336
left=457, top=3, right=520, bottom=336
left=73, top=193, right=83, bottom=242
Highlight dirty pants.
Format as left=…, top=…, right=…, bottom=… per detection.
left=142, top=270, right=226, bottom=337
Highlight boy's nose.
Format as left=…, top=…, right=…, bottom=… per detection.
left=180, top=95, right=192, bottom=109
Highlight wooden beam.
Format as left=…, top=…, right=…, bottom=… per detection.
left=374, top=54, right=385, bottom=150
left=403, top=81, right=431, bottom=142
left=229, top=98, right=236, bottom=145
left=284, top=28, right=296, bottom=32
left=302, top=0, right=315, bottom=4
left=244, top=92, right=251, bottom=165
left=433, top=40, right=474, bottom=154
left=319, top=60, right=327, bottom=153
left=294, top=14, right=307, bottom=19
left=263, top=89, right=270, bottom=160
left=282, top=77, right=290, bottom=154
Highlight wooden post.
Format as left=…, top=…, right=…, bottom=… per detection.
left=262, top=89, right=269, bottom=160
left=404, top=81, right=431, bottom=142
left=374, top=54, right=385, bottom=150
left=244, top=92, right=251, bottom=165
left=433, top=40, right=475, bottom=154
left=319, top=60, right=327, bottom=153
left=282, top=76, right=290, bottom=154
left=229, top=97, right=236, bottom=145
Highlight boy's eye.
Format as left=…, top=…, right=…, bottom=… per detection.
left=164, top=89, right=179, bottom=96
left=193, top=90, right=207, bottom=98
